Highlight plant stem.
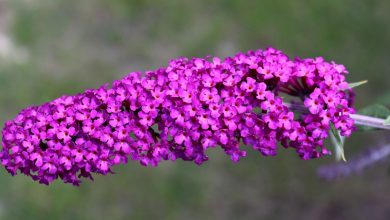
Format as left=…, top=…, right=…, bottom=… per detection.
left=349, top=114, right=390, bottom=130
left=284, top=103, right=390, bottom=130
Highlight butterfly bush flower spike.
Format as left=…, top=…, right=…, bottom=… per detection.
left=0, top=48, right=355, bottom=185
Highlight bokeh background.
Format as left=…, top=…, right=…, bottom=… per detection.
left=1, top=0, right=390, bottom=219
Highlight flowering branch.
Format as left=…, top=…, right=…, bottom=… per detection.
left=0, top=47, right=361, bottom=185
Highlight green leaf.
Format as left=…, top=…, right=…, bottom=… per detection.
left=358, top=104, right=390, bottom=119
left=330, top=123, right=346, bottom=162
left=348, top=80, right=368, bottom=89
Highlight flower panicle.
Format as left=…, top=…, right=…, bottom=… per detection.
left=0, top=47, right=355, bottom=185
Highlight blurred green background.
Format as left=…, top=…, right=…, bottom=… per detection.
left=1, top=0, right=390, bottom=219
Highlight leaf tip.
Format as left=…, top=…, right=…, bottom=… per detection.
left=341, top=154, right=347, bottom=162
left=384, top=116, right=390, bottom=126
left=348, top=80, right=368, bottom=89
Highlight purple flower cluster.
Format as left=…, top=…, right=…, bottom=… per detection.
left=0, top=48, right=355, bottom=185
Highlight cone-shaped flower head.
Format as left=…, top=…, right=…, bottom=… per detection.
left=0, top=48, right=355, bottom=185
